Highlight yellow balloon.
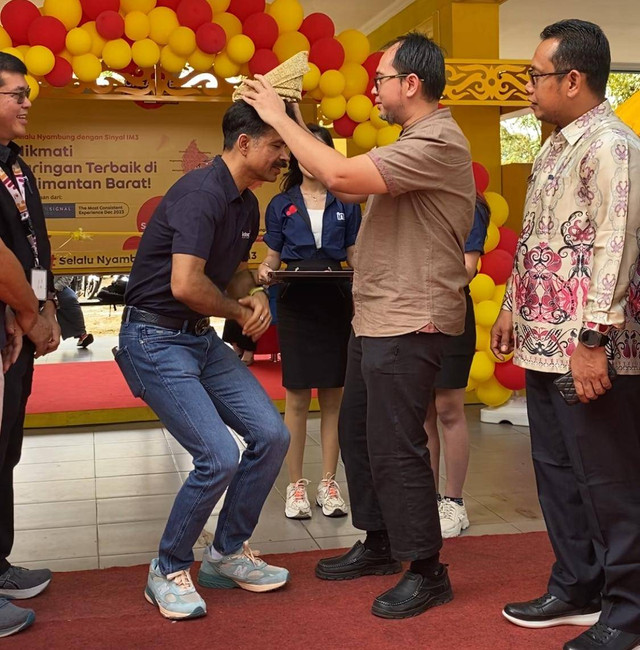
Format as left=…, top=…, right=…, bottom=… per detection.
left=346, top=94, right=373, bottom=123
left=1, top=47, right=24, bottom=62
left=370, top=104, right=386, bottom=129
left=17, top=45, right=30, bottom=58
left=337, top=29, right=370, bottom=64
left=43, top=0, right=82, bottom=30
left=66, top=28, right=91, bottom=56
left=125, top=11, right=151, bottom=41
left=272, top=31, right=309, bottom=64
left=188, top=48, right=216, bottom=72
left=269, top=0, right=304, bottom=33
left=376, top=124, right=401, bottom=147
left=307, top=86, right=323, bottom=102
left=302, top=63, right=320, bottom=91
left=476, top=376, right=512, bottom=407
left=484, top=221, right=500, bottom=253
left=469, top=350, right=495, bottom=383
left=58, top=48, right=73, bottom=64
left=352, top=121, right=377, bottom=150
left=213, top=13, right=242, bottom=40
left=339, top=62, right=368, bottom=99
left=160, top=45, right=186, bottom=74
left=0, top=28, right=11, bottom=51
left=148, top=7, right=179, bottom=45
left=465, top=376, right=478, bottom=393
left=476, top=325, right=491, bottom=352
left=132, top=39, right=160, bottom=68
left=469, top=273, right=496, bottom=303
left=475, top=299, right=501, bottom=329
left=485, top=191, right=509, bottom=227
left=320, top=95, right=347, bottom=121
left=81, top=22, right=106, bottom=58
left=121, top=0, right=157, bottom=14
left=169, top=27, right=197, bottom=57
left=206, top=0, right=230, bottom=11
left=102, top=39, right=132, bottom=70
left=25, top=74, right=39, bottom=101
left=72, top=53, right=103, bottom=82
left=213, top=51, right=240, bottom=79
left=318, top=70, right=345, bottom=97
left=226, top=34, right=255, bottom=64
left=25, top=46, right=55, bottom=77
left=493, top=283, right=507, bottom=304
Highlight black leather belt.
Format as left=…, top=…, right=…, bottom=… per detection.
left=123, top=306, right=211, bottom=336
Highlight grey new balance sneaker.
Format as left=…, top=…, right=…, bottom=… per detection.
left=0, top=566, right=51, bottom=599
left=0, top=599, right=35, bottom=638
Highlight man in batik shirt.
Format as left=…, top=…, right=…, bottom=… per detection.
left=491, top=19, right=640, bottom=650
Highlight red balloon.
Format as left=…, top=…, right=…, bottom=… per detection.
left=122, top=236, right=142, bottom=250
left=333, top=113, right=357, bottom=138
left=309, top=37, right=344, bottom=73
left=248, top=49, right=278, bottom=76
left=28, top=16, right=68, bottom=54
left=480, top=249, right=513, bottom=285
left=176, top=0, right=212, bottom=30
left=362, top=51, right=383, bottom=79
left=242, top=13, right=278, bottom=50
left=496, top=227, right=519, bottom=257
left=1, top=0, right=40, bottom=46
left=136, top=196, right=163, bottom=231
left=472, top=161, right=490, bottom=193
left=80, top=0, right=119, bottom=21
left=157, top=0, right=180, bottom=7
left=196, top=22, right=226, bottom=54
left=228, top=0, right=265, bottom=22
left=134, top=101, right=167, bottom=110
left=96, top=10, right=125, bottom=40
left=44, top=57, right=73, bottom=87
left=494, top=359, right=526, bottom=391
left=299, top=13, right=334, bottom=44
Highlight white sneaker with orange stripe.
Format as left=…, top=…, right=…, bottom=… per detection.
left=316, top=474, right=348, bottom=518
left=285, top=478, right=312, bottom=519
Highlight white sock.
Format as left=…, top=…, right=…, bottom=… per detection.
left=208, top=545, right=223, bottom=560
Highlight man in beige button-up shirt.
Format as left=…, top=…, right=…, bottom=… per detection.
left=244, top=33, right=474, bottom=620
left=491, top=20, right=640, bottom=650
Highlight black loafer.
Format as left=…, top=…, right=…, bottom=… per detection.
left=503, top=592, right=601, bottom=629
left=315, top=541, right=402, bottom=581
left=564, top=622, right=640, bottom=650
left=371, top=566, right=453, bottom=619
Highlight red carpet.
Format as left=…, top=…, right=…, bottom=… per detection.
left=16, top=533, right=579, bottom=650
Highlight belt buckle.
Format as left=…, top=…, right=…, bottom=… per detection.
left=194, top=318, right=210, bottom=336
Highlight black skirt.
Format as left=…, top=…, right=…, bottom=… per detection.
left=277, top=278, right=352, bottom=389
left=434, top=287, right=476, bottom=390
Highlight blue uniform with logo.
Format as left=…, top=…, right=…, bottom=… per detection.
left=264, top=186, right=361, bottom=389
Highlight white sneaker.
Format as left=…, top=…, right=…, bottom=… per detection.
left=439, top=498, right=469, bottom=538
left=285, top=479, right=312, bottom=519
left=316, top=474, right=348, bottom=517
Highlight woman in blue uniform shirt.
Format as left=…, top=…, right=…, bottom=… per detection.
left=257, top=124, right=361, bottom=521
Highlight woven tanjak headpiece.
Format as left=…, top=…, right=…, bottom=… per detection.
left=232, top=51, right=310, bottom=102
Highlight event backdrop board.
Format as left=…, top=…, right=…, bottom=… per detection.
left=17, top=98, right=315, bottom=274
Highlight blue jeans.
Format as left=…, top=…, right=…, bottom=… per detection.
left=116, top=320, right=289, bottom=575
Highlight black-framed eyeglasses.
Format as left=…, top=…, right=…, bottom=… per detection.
left=372, top=73, right=424, bottom=91
left=0, top=87, right=31, bottom=104
left=527, top=69, right=572, bottom=86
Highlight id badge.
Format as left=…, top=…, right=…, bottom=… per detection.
left=30, top=268, right=47, bottom=301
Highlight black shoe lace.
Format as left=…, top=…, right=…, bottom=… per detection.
left=586, top=622, right=615, bottom=643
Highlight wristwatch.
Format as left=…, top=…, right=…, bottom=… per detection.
left=45, top=291, right=59, bottom=309
left=578, top=324, right=609, bottom=349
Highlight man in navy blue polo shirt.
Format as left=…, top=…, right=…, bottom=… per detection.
left=116, top=101, right=291, bottom=621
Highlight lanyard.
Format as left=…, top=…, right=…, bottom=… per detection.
left=0, top=161, right=40, bottom=268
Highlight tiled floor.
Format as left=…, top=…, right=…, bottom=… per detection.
left=11, top=403, right=544, bottom=572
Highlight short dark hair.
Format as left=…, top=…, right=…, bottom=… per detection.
left=281, top=124, right=334, bottom=192
left=0, top=52, right=27, bottom=86
left=384, top=32, right=445, bottom=102
left=540, top=19, right=610, bottom=96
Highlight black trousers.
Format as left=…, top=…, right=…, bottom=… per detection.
left=56, top=286, right=86, bottom=340
left=0, top=339, right=35, bottom=573
left=526, top=370, right=640, bottom=634
left=338, top=331, right=447, bottom=561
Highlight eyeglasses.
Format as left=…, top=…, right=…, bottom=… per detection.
left=527, top=69, right=572, bottom=86
left=0, top=87, right=31, bottom=104
left=372, top=73, right=424, bottom=90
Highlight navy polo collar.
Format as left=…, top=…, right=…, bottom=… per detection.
left=0, top=141, right=21, bottom=165
left=210, top=155, right=243, bottom=204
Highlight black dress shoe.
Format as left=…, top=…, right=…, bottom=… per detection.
left=371, top=566, right=453, bottom=619
left=315, top=541, right=402, bottom=581
left=503, top=592, right=601, bottom=628
left=564, top=622, right=640, bottom=649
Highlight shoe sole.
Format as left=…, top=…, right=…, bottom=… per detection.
left=316, top=499, right=348, bottom=518
left=285, top=510, right=312, bottom=520
left=441, top=519, right=470, bottom=539
left=315, top=561, right=402, bottom=581
left=501, top=610, right=601, bottom=629
left=144, top=587, right=206, bottom=620
left=0, top=579, right=51, bottom=600
left=197, top=569, right=288, bottom=593
left=0, top=610, right=35, bottom=637
left=372, top=590, right=454, bottom=619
